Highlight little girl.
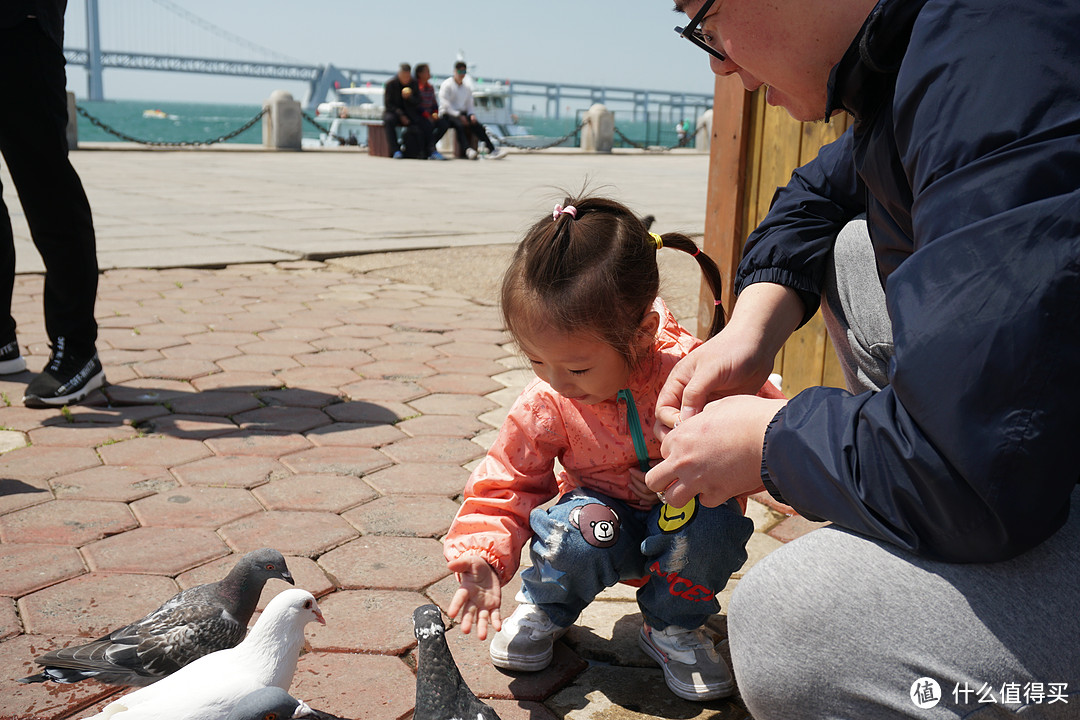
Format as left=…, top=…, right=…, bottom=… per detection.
left=443, top=195, right=783, bottom=701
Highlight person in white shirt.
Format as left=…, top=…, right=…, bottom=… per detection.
left=436, top=61, right=505, bottom=159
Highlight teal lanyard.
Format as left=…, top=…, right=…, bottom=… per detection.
left=617, top=389, right=651, bottom=472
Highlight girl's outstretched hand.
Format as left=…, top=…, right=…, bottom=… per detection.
left=447, top=555, right=503, bottom=641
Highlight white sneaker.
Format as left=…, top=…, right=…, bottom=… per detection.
left=639, top=623, right=735, bottom=701
left=487, top=147, right=507, bottom=160
left=489, top=603, right=567, bottom=671
left=465, top=147, right=478, bottom=160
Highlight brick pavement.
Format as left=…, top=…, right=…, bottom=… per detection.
left=0, top=259, right=824, bottom=720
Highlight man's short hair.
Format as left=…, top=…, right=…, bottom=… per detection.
left=415, top=63, right=429, bottom=76
left=454, top=61, right=467, bottom=72
left=399, top=62, right=411, bottom=73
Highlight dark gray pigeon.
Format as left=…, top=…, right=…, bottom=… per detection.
left=19, top=547, right=293, bottom=686
left=226, top=687, right=347, bottom=720
left=413, top=604, right=502, bottom=720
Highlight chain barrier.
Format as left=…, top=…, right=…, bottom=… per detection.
left=613, top=124, right=697, bottom=152
left=300, top=111, right=361, bottom=146
left=495, top=118, right=591, bottom=151
left=75, top=106, right=266, bottom=147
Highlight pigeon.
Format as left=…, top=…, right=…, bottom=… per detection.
left=226, top=687, right=347, bottom=720
left=20, top=548, right=294, bottom=686
left=81, top=588, right=325, bottom=720
left=413, top=604, right=502, bottom=720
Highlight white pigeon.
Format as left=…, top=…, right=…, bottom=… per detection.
left=83, top=588, right=325, bottom=720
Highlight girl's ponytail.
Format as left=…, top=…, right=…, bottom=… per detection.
left=652, top=232, right=726, bottom=338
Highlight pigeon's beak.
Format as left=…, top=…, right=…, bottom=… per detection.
left=314, top=605, right=326, bottom=626
left=282, top=571, right=295, bottom=585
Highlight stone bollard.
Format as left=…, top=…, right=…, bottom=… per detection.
left=262, top=90, right=302, bottom=150
left=66, top=91, right=78, bottom=150
left=695, top=109, right=712, bottom=154
left=580, top=103, right=614, bottom=153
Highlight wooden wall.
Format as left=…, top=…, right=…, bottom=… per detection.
left=700, top=75, right=849, bottom=396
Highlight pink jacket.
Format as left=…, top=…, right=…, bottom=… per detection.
left=443, top=298, right=783, bottom=585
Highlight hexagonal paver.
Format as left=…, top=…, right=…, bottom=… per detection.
left=49, top=465, right=177, bottom=502
left=275, top=366, right=361, bottom=390
left=233, top=406, right=331, bottom=434
left=0, top=500, right=137, bottom=546
left=257, top=388, right=341, bottom=408
left=252, top=474, right=377, bottom=513
left=190, top=370, right=282, bottom=392
left=368, top=343, right=441, bottom=364
left=219, top=511, right=358, bottom=558
left=0, top=477, right=53, bottom=515
left=357, top=360, right=437, bottom=380
left=0, top=634, right=120, bottom=720
left=165, top=390, right=262, bottom=416
left=305, top=423, right=408, bottom=448
left=437, top=340, right=517, bottom=360
left=417, top=373, right=504, bottom=395
left=131, top=487, right=262, bottom=527
left=361, top=463, right=470, bottom=496
left=203, top=431, right=312, bottom=457
left=17, top=572, right=179, bottom=636
left=319, top=536, right=449, bottom=590
left=83, top=526, right=230, bottom=574
left=339, top=378, right=427, bottom=403
left=324, top=400, right=416, bottom=425
left=306, top=589, right=429, bottom=654
left=408, top=393, right=498, bottom=416
left=343, top=496, right=460, bottom=538
left=379, top=437, right=484, bottom=465
left=396, top=414, right=487, bottom=438
left=97, top=436, right=213, bottom=467
left=133, top=357, right=220, bottom=381
left=0, top=446, right=101, bottom=482
left=294, top=349, right=374, bottom=368
left=279, top=447, right=392, bottom=477
left=171, top=455, right=291, bottom=488
left=216, top=354, right=300, bottom=373
left=289, top=651, right=416, bottom=720
left=0, top=597, right=19, bottom=641
left=0, top=544, right=86, bottom=597
left=26, top=424, right=139, bottom=447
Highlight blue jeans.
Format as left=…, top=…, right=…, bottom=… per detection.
left=519, top=488, right=753, bottom=631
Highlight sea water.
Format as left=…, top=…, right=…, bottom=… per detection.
left=73, top=99, right=690, bottom=148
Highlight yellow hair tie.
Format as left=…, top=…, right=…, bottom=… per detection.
left=650, top=232, right=663, bottom=250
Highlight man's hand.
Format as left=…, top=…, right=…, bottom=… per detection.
left=447, top=555, right=503, bottom=640
left=654, top=283, right=803, bottom=439
left=646, top=395, right=785, bottom=508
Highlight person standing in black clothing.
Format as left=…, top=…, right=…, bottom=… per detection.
left=0, top=0, right=105, bottom=407
left=382, top=63, right=422, bottom=159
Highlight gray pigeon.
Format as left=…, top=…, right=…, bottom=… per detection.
left=227, top=687, right=347, bottom=720
left=19, top=548, right=294, bottom=686
left=413, top=604, right=502, bottom=720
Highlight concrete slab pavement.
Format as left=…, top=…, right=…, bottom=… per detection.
left=0, top=148, right=824, bottom=720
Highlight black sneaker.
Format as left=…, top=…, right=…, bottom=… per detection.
left=0, top=339, right=26, bottom=375
left=23, top=338, right=106, bottom=408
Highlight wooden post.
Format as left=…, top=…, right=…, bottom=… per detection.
left=699, top=75, right=753, bottom=332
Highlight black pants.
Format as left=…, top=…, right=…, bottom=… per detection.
left=0, top=18, right=98, bottom=356
left=434, top=114, right=495, bottom=155
left=382, top=112, right=429, bottom=159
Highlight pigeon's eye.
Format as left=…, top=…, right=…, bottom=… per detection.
left=265, top=564, right=274, bottom=571
left=264, top=714, right=277, bottom=720
left=304, top=600, right=313, bottom=609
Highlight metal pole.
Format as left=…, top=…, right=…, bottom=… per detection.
left=86, top=0, right=104, bottom=100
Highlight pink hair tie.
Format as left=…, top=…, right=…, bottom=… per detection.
left=553, top=204, right=577, bottom=220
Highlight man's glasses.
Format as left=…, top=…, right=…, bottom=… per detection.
left=675, top=0, right=727, bottom=63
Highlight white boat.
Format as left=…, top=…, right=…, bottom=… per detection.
left=305, top=80, right=538, bottom=149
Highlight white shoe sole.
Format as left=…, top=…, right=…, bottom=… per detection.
left=0, top=356, right=27, bottom=374
left=489, top=626, right=568, bottom=672
left=638, top=627, right=735, bottom=701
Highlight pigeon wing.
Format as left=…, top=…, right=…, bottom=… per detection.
left=34, top=586, right=246, bottom=685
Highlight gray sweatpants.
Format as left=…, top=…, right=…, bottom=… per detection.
left=729, top=221, right=1080, bottom=718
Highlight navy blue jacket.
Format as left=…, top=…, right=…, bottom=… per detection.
left=738, top=0, right=1080, bottom=562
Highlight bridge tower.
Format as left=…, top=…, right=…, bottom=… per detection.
left=86, top=0, right=104, bottom=100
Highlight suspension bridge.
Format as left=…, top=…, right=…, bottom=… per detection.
left=63, top=0, right=713, bottom=125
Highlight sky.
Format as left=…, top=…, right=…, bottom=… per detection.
left=61, top=0, right=719, bottom=107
